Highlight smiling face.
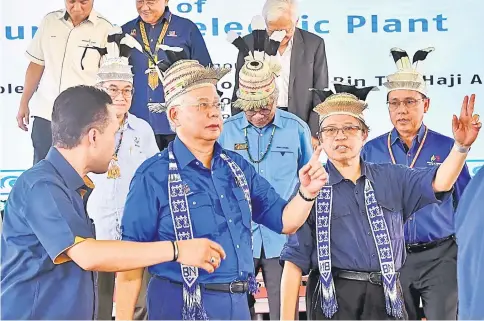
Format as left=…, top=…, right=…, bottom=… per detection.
left=319, top=114, right=368, bottom=165
left=100, top=80, right=133, bottom=117
left=388, top=89, right=429, bottom=136
left=136, top=0, right=167, bottom=24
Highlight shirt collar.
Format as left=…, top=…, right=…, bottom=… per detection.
left=390, top=123, right=426, bottom=145
left=45, top=147, right=93, bottom=191
left=238, top=109, right=283, bottom=129
left=124, top=113, right=137, bottom=131
left=61, top=9, right=99, bottom=25
left=326, top=158, right=375, bottom=186
left=136, top=6, right=171, bottom=25
left=172, top=136, right=223, bottom=170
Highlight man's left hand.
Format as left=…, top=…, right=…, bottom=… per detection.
left=452, top=94, right=482, bottom=147
left=299, top=145, right=328, bottom=197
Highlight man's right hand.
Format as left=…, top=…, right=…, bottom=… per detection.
left=16, top=104, right=30, bottom=131
left=176, top=238, right=226, bottom=273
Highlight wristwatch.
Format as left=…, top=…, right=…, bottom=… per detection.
left=454, top=142, right=470, bottom=154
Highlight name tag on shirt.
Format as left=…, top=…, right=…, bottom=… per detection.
left=234, top=143, right=248, bottom=150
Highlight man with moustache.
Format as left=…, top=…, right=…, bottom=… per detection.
left=16, top=0, right=113, bottom=164
left=362, top=48, right=471, bottom=320
left=232, top=0, right=329, bottom=151
left=220, top=21, right=313, bottom=320
left=116, top=45, right=327, bottom=320
left=122, top=0, right=212, bottom=151
left=1, top=86, right=225, bottom=320
left=279, top=83, right=480, bottom=320
left=86, top=32, right=159, bottom=320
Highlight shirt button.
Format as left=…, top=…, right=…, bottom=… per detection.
left=149, top=98, right=152, bottom=102
left=367, top=231, right=371, bottom=235
left=260, top=170, right=264, bottom=173
left=220, top=194, right=224, bottom=198
left=355, top=191, right=358, bottom=195
left=372, top=254, right=376, bottom=257
left=236, top=244, right=240, bottom=249
left=229, top=219, right=233, bottom=223
left=260, top=134, right=263, bottom=137
left=192, top=201, right=197, bottom=205
left=409, top=217, right=414, bottom=221
left=196, top=161, right=200, bottom=166
left=150, top=38, right=153, bottom=42
left=240, top=272, right=243, bottom=276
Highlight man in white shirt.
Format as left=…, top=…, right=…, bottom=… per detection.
left=86, top=31, right=159, bottom=320
left=232, top=0, right=329, bottom=151
left=16, top=0, right=112, bottom=165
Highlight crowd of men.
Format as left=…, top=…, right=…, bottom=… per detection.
left=1, top=0, right=484, bottom=320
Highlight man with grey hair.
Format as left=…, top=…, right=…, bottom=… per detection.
left=222, top=20, right=313, bottom=320
left=232, top=0, right=329, bottom=151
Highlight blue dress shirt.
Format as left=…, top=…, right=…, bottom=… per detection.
left=122, top=8, right=212, bottom=135
left=280, top=160, right=451, bottom=274
left=121, top=137, right=287, bottom=283
left=455, top=166, right=484, bottom=320
left=1, top=148, right=97, bottom=320
left=362, top=125, right=471, bottom=243
left=219, top=110, right=313, bottom=259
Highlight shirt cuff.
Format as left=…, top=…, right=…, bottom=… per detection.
left=53, top=236, right=87, bottom=265
left=25, top=51, right=45, bottom=66
left=280, top=243, right=311, bottom=275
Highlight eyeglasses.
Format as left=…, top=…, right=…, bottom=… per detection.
left=103, top=87, right=134, bottom=99
left=136, top=0, right=159, bottom=7
left=245, top=108, right=272, bottom=116
left=319, top=125, right=362, bottom=138
left=387, top=99, right=424, bottom=111
left=184, top=101, right=226, bottom=113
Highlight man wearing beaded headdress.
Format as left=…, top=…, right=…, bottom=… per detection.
left=362, top=48, right=471, bottom=320
left=82, top=27, right=159, bottom=321
left=121, top=0, right=212, bottom=152
left=220, top=16, right=313, bottom=320
left=279, top=83, right=480, bottom=320
left=117, top=38, right=329, bottom=319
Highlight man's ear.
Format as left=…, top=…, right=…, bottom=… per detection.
left=424, top=98, right=431, bottom=113
left=169, top=106, right=180, bottom=128
left=87, top=128, right=97, bottom=146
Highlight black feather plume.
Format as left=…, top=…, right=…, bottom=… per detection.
left=159, top=45, right=187, bottom=65
left=226, top=31, right=250, bottom=57
left=333, top=83, right=377, bottom=101
left=265, top=30, right=285, bottom=56
left=390, top=49, right=409, bottom=64
left=107, top=33, right=124, bottom=48
left=310, top=88, right=335, bottom=102
left=158, top=60, right=171, bottom=72
left=119, top=44, right=132, bottom=59
left=251, top=15, right=267, bottom=54
left=413, top=47, right=435, bottom=64
left=94, top=46, right=108, bottom=56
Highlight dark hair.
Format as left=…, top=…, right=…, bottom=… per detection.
left=51, top=85, right=112, bottom=149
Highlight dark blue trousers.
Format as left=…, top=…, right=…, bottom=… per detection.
left=147, top=277, right=251, bottom=320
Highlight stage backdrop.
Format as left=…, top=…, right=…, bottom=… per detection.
left=1, top=0, right=483, bottom=200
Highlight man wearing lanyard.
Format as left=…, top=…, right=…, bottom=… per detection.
left=122, top=0, right=212, bottom=151
left=16, top=0, right=112, bottom=164
left=220, top=21, right=313, bottom=320
left=362, top=48, right=471, bottom=320
left=86, top=32, right=159, bottom=320
left=116, top=44, right=328, bottom=320
left=280, top=83, right=480, bottom=320
left=1, top=85, right=225, bottom=320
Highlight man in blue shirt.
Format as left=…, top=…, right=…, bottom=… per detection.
left=220, top=25, right=312, bottom=320
left=116, top=45, right=328, bottom=320
left=280, top=83, right=480, bottom=320
left=362, top=48, right=471, bottom=320
left=455, top=166, right=484, bottom=320
left=122, top=0, right=212, bottom=151
left=0, top=86, right=225, bottom=320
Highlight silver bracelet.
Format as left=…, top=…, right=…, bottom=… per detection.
left=454, top=143, right=470, bottom=154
